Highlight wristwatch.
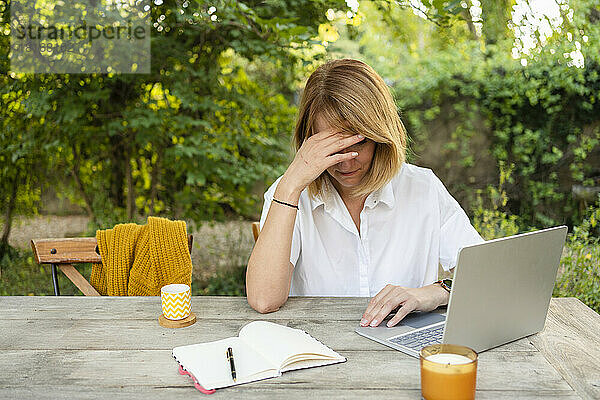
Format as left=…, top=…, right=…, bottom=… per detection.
left=434, top=279, right=452, bottom=293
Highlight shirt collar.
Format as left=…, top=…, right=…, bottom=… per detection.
left=310, top=177, right=333, bottom=211
left=310, top=176, right=395, bottom=211
left=364, top=179, right=395, bottom=209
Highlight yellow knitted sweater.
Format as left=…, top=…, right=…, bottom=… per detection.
left=90, top=216, right=192, bottom=296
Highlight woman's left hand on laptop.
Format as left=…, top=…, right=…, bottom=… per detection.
left=360, top=284, right=450, bottom=328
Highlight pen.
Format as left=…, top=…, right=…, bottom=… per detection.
left=226, top=347, right=236, bottom=382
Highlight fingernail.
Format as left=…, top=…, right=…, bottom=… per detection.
left=360, top=319, right=367, bottom=326
left=357, top=134, right=364, bottom=139
left=386, top=321, right=393, bottom=328
left=369, top=319, right=378, bottom=327
left=352, top=152, right=358, bottom=156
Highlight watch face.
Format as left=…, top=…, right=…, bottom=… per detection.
left=442, top=279, right=452, bottom=289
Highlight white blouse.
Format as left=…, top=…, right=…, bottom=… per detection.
left=259, top=163, right=484, bottom=297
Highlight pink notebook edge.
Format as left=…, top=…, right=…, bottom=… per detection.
left=177, top=361, right=216, bottom=394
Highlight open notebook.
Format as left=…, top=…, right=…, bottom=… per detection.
left=172, top=321, right=346, bottom=390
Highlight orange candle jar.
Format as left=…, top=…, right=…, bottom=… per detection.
left=420, top=344, right=478, bottom=400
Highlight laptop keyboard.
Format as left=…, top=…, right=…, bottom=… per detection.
left=389, top=324, right=444, bottom=351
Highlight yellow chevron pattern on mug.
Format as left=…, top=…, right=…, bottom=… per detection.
left=161, top=284, right=191, bottom=320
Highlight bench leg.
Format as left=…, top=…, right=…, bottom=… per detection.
left=51, top=263, right=60, bottom=296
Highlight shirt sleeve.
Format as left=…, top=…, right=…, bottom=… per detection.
left=259, top=176, right=302, bottom=267
left=430, top=170, right=484, bottom=271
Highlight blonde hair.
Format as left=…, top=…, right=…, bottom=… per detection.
left=294, top=58, right=407, bottom=199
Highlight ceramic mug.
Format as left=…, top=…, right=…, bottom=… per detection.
left=161, top=284, right=191, bottom=320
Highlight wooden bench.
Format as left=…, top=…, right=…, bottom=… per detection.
left=30, top=235, right=193, bottom=296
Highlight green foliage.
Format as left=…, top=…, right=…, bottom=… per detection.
left=0, top=246, right=88, bottom=295
left=352, top=0, right=600, bottom=229
left=471, top=162, right=521, bottom=240
left=372, top=0, right=466, bottom=29
left=197, top=265, right=246, bottom=296
left=553, top=199, right=600, bottom=313
left=404, top=46, right=599, bottom=226
left=0, top=0, right=351, bottom=233
left=0, top=77, right=52, bottom=247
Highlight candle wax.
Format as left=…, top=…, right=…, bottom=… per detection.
left=425, top=353, right=473, bottom=365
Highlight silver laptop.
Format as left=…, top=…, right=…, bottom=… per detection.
left=355, top=226, right=568, bottom=358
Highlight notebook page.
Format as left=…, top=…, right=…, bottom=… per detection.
left=173, top=337, right=279, bottom=390
left=280, top=357, right=345, bottom=373
left=239, top=321, right=344, bottom=370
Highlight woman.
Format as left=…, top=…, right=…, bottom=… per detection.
left=246, top=59, right=483, bottom=328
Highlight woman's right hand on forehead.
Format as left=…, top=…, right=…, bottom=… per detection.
left=278, top=129, right=365, bottom=197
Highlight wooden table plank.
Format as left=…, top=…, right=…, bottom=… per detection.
left=0, top=296, right=370, bottom=321
left=0, top=387, right=581, bottom=400
left=0, top=296, right=595, bottom=399
left=530, top=298, right=600, bottom=400
left=0, top=318, right=536, bottom=352
left=0, top=349, right=571, bottom=392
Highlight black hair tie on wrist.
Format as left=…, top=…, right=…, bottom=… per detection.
left=273, top=198, right=299, bottom=210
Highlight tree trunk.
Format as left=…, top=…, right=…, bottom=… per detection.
left=126, top=145, right=135, bottom=221
left=0, top=171, right=19, bottom=260
left=149, top=149, right=161, bottom=214
left=109, top=134, right=126, bottom=209
left=71, top=143, right=97, bottom=223
left=480, top=0, right=512, bottom=45
left=462, top=8, right=478, bottom=40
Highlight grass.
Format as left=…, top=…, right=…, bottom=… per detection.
left=0, top=246, right=86, bottom=296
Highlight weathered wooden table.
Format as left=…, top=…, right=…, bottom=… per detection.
left=1, top=296, right=599, bottom=399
